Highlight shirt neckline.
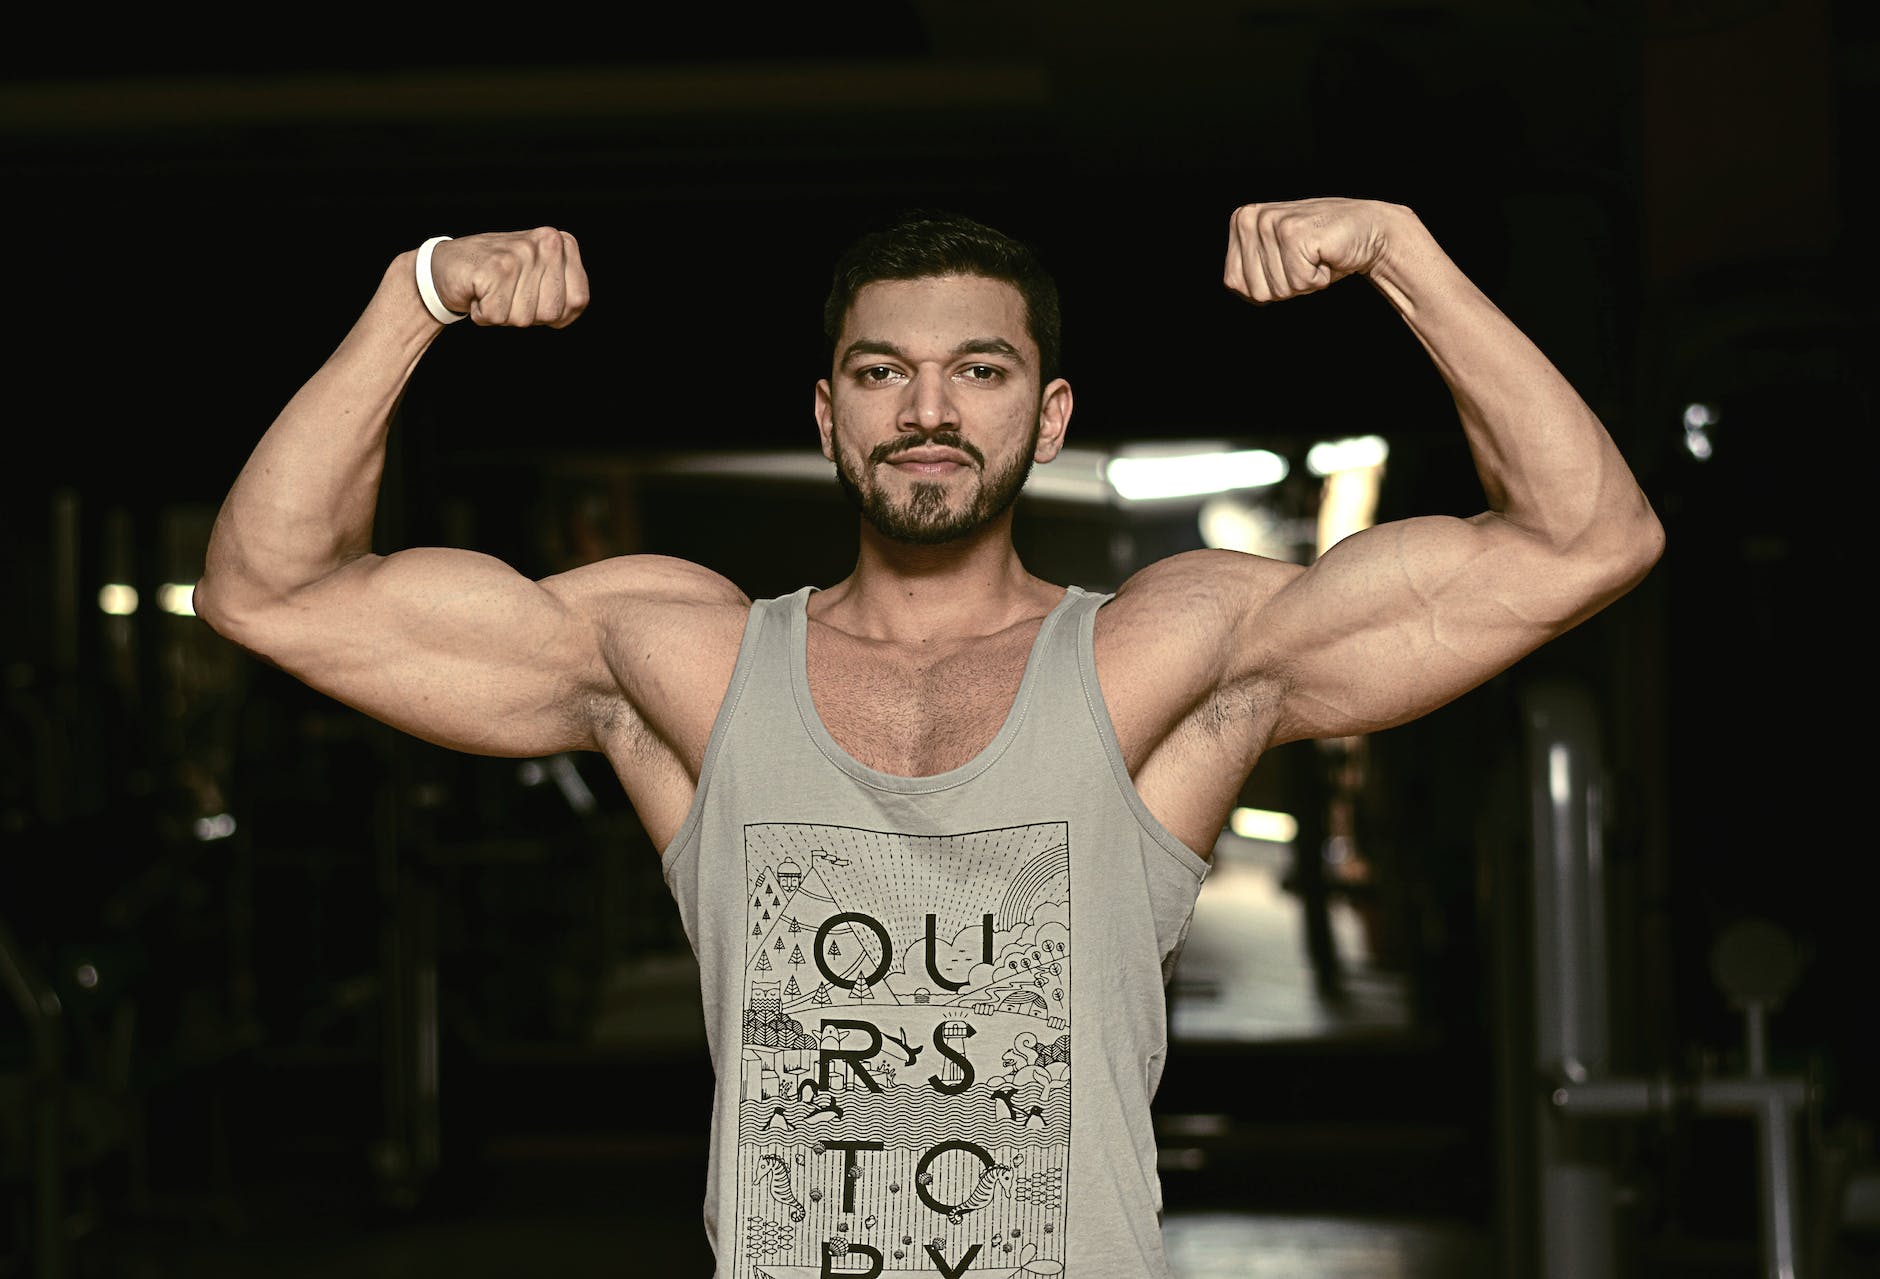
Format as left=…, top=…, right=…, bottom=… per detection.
left=787, top=584, right=1082, bottom=794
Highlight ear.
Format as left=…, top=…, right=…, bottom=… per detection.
left=1033, top=377, right=1073, bottom=463
left=815, top=379, right=836, bottom=461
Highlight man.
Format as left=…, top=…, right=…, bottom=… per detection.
left=196, top=198, right=1662, bottom=1278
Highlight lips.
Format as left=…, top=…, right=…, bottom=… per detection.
left=886, top=447, right=974, bottom=468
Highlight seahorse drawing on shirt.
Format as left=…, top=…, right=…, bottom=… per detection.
left=946, top=1162, right=1013, bottom=1224
left=734, top=821, right=1072, bottom=1275
left=755, top=1153, right=806, bottom=1222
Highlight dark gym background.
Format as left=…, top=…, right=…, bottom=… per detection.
left=3, top=2, right=1873, bottom=1276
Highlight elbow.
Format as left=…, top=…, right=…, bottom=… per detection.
left=1619, top=497, right=1667, bottom=584
left=192, top=574, right=254, bottom=648
left=192, top=570, right=285, bottom=653
left=1587, top=501, right=1665, bottom=599
left=1637, top=508, right=1667, bottom=575
left=1536, top=495, right=1664, bottom=610
left=192, top=574, right=231, bottom=633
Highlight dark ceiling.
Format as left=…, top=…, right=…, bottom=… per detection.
left=3, top=0, right=1870, bottom=502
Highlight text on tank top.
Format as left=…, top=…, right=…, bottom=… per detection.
left=660, top=585, right=1209, bottom=1279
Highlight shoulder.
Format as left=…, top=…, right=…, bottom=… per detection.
left=543, top=555, right=752, bottom=729
left=543, top=554, right=751, bottom=645
left=1090, top=550, right=1299, bottom=777
left=1098, top=549, right=1300, bottom=649
left=1093, top=548, right=1300, bottom=709
left=543, top=553, right=750, bottom=611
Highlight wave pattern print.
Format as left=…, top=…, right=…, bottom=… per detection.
left=735, top=822, right=1073, bottom=1277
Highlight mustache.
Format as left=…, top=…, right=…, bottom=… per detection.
left=869, top=432, right=985, bottom=469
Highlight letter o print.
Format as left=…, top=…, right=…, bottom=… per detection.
left=815, top=912, right=894, bottom=990
left=913, top=1139, right=996, bottom=1218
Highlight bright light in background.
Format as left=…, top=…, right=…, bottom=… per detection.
left=1200, top=496, right=1282, bottom=557
left=1306, top=434, right=1388, bottom=477
left=1022, top=447, right=1113, bottom=504
left=1309, top=435, right=1388, bottom=557
left=158, top=583, right=197, bottom=616
left=1229, top=806, right=1298, bottom=843
left=193, top=812, right=237, bottom=842
left=652, top=445, right=1294, bottom=507
left=98, top=584, right=138, bottom=616
left=1106, top=449, right=1288, bottom=502
left=1548, top=744, right=1572, bottom=809
left=1317, top=463, right=1383, bottom=557
left=1683, top=402, right=1717, bottom=461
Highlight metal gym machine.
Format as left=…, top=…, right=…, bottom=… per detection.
left=1508, top=681, right=1874, bottom=1279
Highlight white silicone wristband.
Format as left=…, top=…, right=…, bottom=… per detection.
left=416, top=236, right=467, bottom=324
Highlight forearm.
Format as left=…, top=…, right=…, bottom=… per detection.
left=199, top=251, right=444, bottom=622
left=1367, top=208, right=1657, bottom=555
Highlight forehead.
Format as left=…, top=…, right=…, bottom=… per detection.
left=839, top=274, right=1031, bottom=355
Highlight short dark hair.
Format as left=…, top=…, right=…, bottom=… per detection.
left=823, top=210, right=1062, bottom=384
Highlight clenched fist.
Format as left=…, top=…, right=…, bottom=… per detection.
left=428, top=227, right=589, bottom=328
left=1222, top=198, right=1403, bottom=305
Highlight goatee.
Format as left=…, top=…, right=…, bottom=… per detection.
left=831, top=422, right=1039, bottom=545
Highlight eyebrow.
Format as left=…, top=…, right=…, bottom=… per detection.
left=840, top=337, right=1027, bottom=367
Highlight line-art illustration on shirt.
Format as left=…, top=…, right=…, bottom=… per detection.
left=733, top=821, right=1072, bottom=1278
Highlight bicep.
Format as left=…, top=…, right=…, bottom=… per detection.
left=223, top=547, right=619, bottom=758
left=1248, top=513, right=1625, bottom=744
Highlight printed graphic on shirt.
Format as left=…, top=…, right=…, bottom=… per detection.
left=734, top=822, right=1071, bottom=1278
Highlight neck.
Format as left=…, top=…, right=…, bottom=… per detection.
left=814, top=511, right=1056, bottom=642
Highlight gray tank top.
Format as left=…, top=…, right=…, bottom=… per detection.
left=661, top=584, right=1210, bottom=1278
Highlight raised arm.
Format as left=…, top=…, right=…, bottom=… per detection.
left=194, top=228, right=744, bottom=766
left=1248, top=196, right=1661, bottom=744
left=1208, top=198, right=1663, bottom=746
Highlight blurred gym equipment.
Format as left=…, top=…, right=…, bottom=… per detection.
left=1502, top=682, right=1878, bottom=1279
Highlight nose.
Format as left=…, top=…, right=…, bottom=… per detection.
left=898, top=365, right=958, bottom=434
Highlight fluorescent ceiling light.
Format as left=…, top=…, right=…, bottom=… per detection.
left=650, top=447, right=1116, bottom=505
left=1105, top=449, right=1288, bottom=502
left=1306, top=435, right=1389, bottom=477
left=158, top=583, right=197, bottom=617
left=647, top=445, right=1294, bottom=506
left=1022, top=447, right=1111, bottom=504
left=1230, top=806, right=1299, bottom=844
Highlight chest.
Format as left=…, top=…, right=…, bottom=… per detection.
left=805, top=624, right=1039, bottom=777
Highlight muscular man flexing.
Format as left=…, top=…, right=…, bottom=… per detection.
left=196, top=198, right=1662, bottom=1278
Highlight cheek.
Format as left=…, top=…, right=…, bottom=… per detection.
left=827, top=423, right=869, bottom=473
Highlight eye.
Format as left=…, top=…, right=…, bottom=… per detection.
left=860, top=365, right=901, bottom=384
left=962, top=365, right=1001, bottom=382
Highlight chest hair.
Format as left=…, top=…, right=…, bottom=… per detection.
left=806, top=622, right=1040, bottom=776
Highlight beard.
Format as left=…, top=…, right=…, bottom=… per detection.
left=832, top=419, right=1040, bottom=546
